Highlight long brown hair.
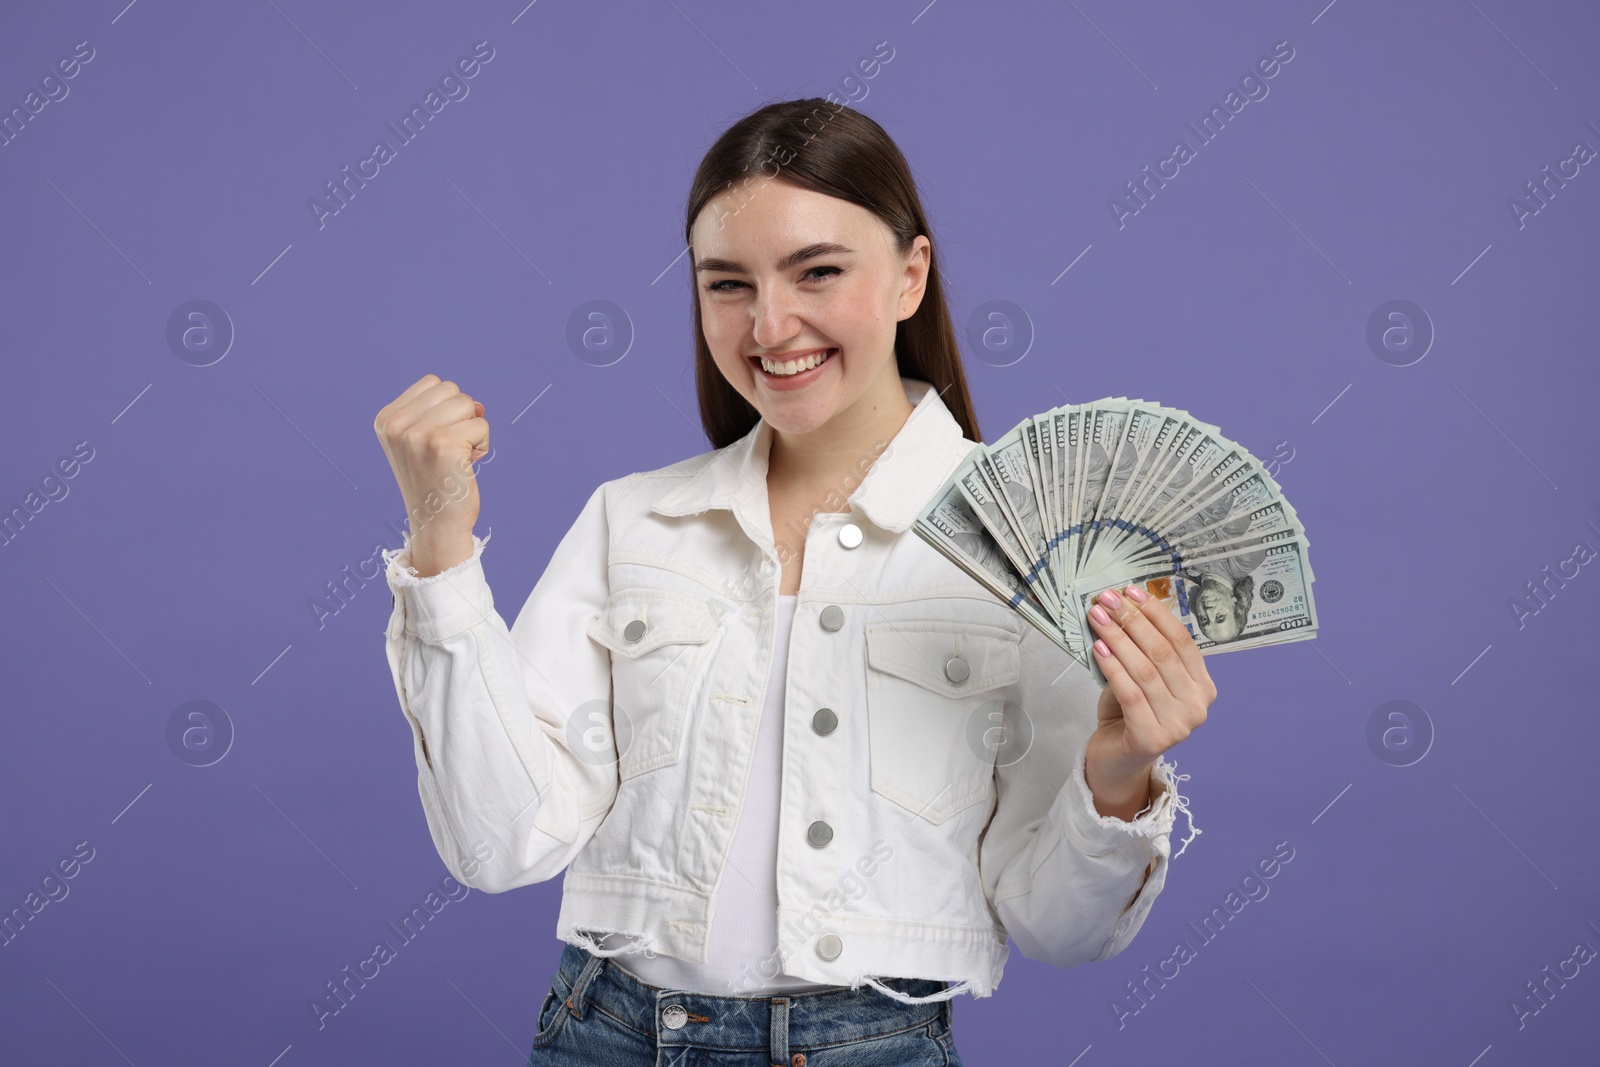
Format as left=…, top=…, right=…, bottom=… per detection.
left=684, top=97, right=982, bottom=449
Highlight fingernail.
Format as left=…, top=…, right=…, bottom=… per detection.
left=1094, top=639, right=1111, bottom=657
left=1098, top=588, right=1122, bottom=610
left=1124, top=584, right=1147, bottom=603
left=1089, top=604, right=1110, bottom=625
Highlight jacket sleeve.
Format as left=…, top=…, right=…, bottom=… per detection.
left=379, top=482, right=618, bottom=893
left=978, top=624, right=1200, bottom=968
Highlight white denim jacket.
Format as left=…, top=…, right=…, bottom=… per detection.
left=380, top=376, right=1196, bottom=1004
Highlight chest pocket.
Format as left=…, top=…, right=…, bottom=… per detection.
left=864, top=620, right=1021, bottom=824
left=587, top=588, right=723, bottom=780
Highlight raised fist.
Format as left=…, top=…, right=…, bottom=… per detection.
left=373, top=374, right=490, bottom=577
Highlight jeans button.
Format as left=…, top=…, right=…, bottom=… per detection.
left=662, top=1003, right=688, bottom=1030
left=624, top=619, right=647, bottom=642
left=944, top=655, right=969, bottom=683
left=819, top=605, right=844, bottom=631
left=807, top=820, right=833, bottom=847
left=811, top=707, right=837, bottom=735
left=815, top=933, right=842, bottom=960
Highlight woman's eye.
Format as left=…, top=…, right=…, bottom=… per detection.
left=705, top=266, right=840, bottom=293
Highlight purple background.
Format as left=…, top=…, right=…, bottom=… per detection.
left=3, top=1, right=1597, bottom=1063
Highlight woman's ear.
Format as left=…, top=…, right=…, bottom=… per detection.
left=897, top=235, right=932, bottom=321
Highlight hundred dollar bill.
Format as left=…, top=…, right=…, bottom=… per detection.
left=987, top=426, right=1066, bottom=603
left=1079, top=401, right=1154, bottom=575
left=1076, top=536, right=1317, bottom=685
left=914, top=487, right=1078, bottom=655
left=1114, top=417, right=1211, bottom=548
left=952, top=461, right=1063, bottom=621
left=1125, top=469, right=1298, bottom=568
left=1075, top=401, right=1132, bottom=578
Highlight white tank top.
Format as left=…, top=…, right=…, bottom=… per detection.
left=604, top=594, right=845, bottom=995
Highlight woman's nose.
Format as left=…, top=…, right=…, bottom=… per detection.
left=751, top=286, right=803, bottom=347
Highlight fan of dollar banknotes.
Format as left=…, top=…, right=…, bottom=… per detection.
left=913, top=397, right=1317, bottom=687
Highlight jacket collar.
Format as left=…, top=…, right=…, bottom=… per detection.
left=649, top=376, right=973, bottom=536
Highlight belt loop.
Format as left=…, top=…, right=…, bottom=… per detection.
left=768, top=996, right=789, bottom=1065
left=565, top=947, right=607, bottom=1020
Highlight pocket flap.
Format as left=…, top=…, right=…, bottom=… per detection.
left=587, top=588, right=722, bottom=658
left=864, top=621, right=1020, bottom=695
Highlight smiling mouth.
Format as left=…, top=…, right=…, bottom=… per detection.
left=750, top=348, right=838, bottom=377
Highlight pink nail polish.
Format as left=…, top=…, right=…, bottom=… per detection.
left=1099, top=588, right=1122, bottom=610
left=1124, top=584, right=1147, bottom=603
left=1089, top=604, right=1110, bottom=625
left=1094, top=639, right=1111, bottom=657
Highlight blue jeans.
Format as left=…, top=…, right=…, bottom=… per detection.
left=527, top=940, right=966, bottom=1065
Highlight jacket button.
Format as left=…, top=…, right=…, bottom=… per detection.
left=837, top=523, right=862, bottom=548
left=756, top=557, right=777, bottom=578
left=807, top=820, right=833, bottom=847
left=624, top=619, right=647, bottom=642
left=662, top=1003, right=688, bottom=1030
left=819, top=605, right=844, bottom=631
left=944, top=655, right=970, bottom=683
left=811, top=707, right=837, bottom=735
left=815, top=933, right=843, bottom=961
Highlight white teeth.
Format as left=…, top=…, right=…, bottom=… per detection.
left=760, top=349, right=834, bottom=376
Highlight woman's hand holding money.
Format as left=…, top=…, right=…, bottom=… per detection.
left=1084, top=584, right=1216, bottom=821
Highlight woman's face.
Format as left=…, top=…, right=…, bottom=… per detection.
left=691, top=180, right=930, bottom=437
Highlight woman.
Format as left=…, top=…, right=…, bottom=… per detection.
left=374, top=97, right=1211, bottom=1066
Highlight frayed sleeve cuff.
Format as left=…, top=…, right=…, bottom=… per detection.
left=382, top=528, right=494, bottom=641
left=1062, top=746, right=1201, bottom=860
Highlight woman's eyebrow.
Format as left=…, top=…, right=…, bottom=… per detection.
left=694, top=242, right=855, bottom=274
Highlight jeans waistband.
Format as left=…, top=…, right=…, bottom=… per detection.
left=552, top=940, right=952, bottom=1060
